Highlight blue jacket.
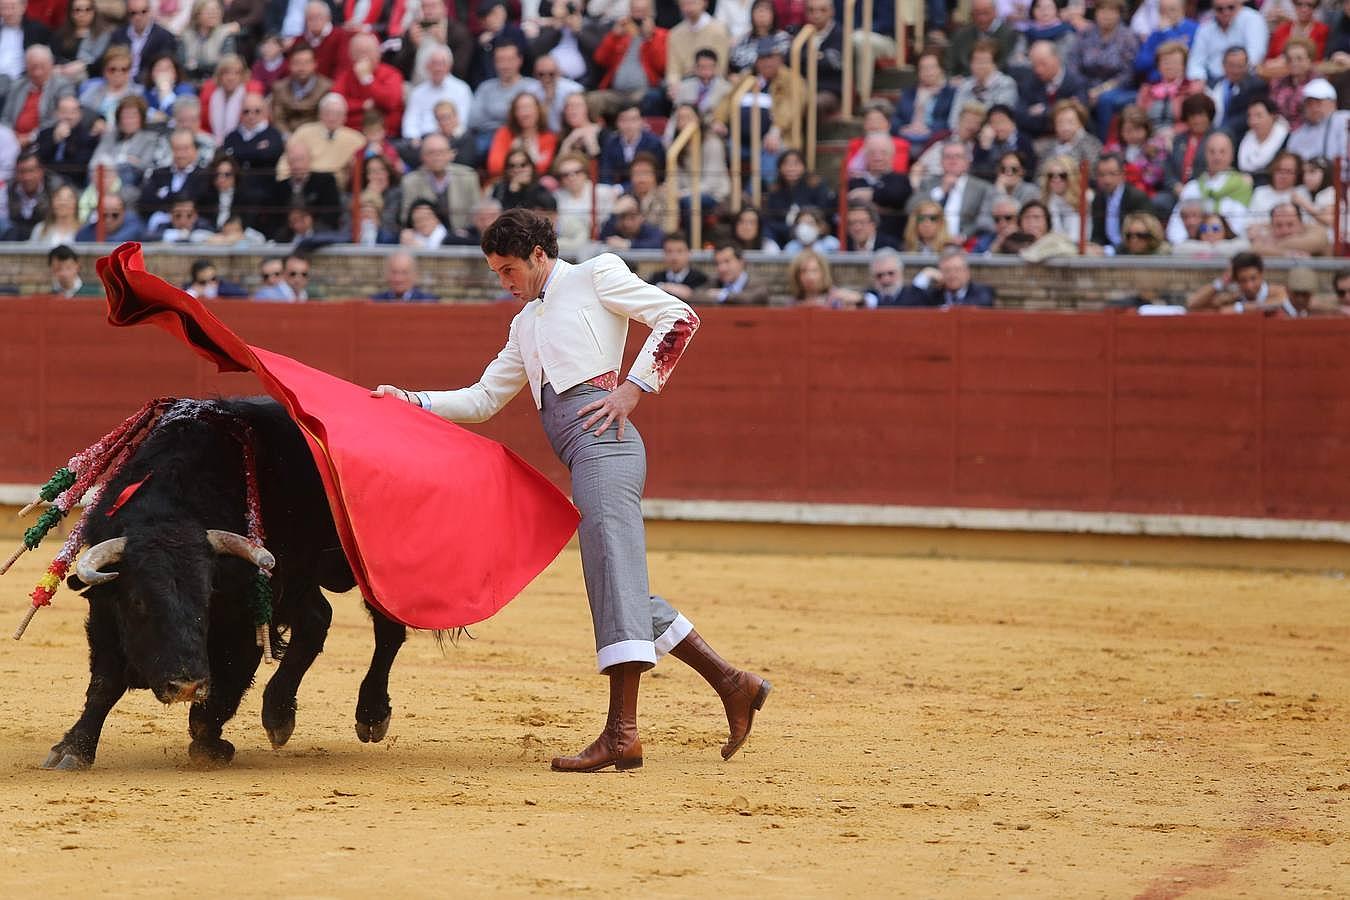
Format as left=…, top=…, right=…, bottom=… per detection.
left=75, top=212, right=147, bottom=243
left=599, top=131, right=665, bottom=185
left=1135, top=19, right=1198, bottom=83
left=893, top=84, right=955, bottom=139
left=370, top=289, right=441, bottom=302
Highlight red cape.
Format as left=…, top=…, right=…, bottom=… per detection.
left=97, top=243, right=578, bottom=629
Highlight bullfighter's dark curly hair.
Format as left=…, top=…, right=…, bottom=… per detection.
left=480, top=208, right=558, bottom=260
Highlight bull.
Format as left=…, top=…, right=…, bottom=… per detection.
left=44, top=397, right=410, bottom=769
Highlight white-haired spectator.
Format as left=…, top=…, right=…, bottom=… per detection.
left=279, top=92, right=363, bottom=182
left=398, top=131, right=479, bottom=229
left=333, top=32, right=404, bottom=136
left=906, top=139, right=992, bottom=242
left=403, top=44, right=472, bottom=145
left=171, top=95, right=217, bottom=163
left=0, top=45, right=73, bottom=146
left=1165, top=132, right=1254, bottom=243
left=1187, top=0, right=1268, bottom=83
left=270, top=42, right=332, bottom=136
left=289, top=1, right=347, bottom=79
left=863, top=249, right=926, bottom=307
left=532, top=53, right=584, bottom=135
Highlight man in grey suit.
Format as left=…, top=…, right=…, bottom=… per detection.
left=0, top=46, right=73, bottom=144
left=398, top=133, right=480, bottom=231
left=908, top=140, right=995, bottom=245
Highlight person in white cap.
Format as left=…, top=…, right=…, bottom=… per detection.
left=1286, top=78, right=1350, bottom=170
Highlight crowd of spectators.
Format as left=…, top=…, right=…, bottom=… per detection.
left=1, top=0, right=1348, bottom=312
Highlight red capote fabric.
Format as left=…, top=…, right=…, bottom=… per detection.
left=96, top=243, right=579, bottom=629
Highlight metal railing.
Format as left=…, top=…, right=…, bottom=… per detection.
left=789, top=24, right=817, bottom=157
left=842, top=0, right=856, bottom=119
left=666, top=118, right=703, bottom=248
left=727, top=73, right=764, bottom=212
left=860, top=0, right=874, bottom=104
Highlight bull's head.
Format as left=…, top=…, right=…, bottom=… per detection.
left=72, top=530, right=275, bottom=704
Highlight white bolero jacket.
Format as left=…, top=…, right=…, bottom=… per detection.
left=423, top=254, right=701, bottom=423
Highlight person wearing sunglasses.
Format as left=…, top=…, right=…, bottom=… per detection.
left=107, top=0, right=179, bottom=80
left=1187, top=0, right=1268, bottom=83
left=252, top=251, right=312, bottom=301
left=1332, top=268, right=1350, bottom=315
left=1172, top=211, right=1247, bottom=257
left=52, top=0, right=113, bottom=83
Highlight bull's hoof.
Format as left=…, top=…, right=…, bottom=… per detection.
left=41, top=746, right=92, bottom=771
left=265, top=716, right=295, bottom=749
left=355, top=714, right=390, bottom=743
left=187, top=737, right=235, bottom=767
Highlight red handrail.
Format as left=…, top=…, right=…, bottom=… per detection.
left=350, top=154, right=365, bottom=244
left=1078, top=158, right=1090, bottom=255
left=94, top=165, right=107, bottom=243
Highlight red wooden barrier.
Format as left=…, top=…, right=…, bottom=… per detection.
left=3, top=299, right=1349, bottom=521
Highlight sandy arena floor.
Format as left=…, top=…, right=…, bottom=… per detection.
left=0, top=546, right=1346, bottom=897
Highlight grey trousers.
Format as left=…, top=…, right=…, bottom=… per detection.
left=540, top=383, right=693, bottom=672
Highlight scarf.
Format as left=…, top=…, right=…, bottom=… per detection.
left=209, top=82, right=246, bottom=141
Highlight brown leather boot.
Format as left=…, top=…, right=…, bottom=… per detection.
left=669, top=630, right=771, bottom=760
left=551, top=662, right=644, bottom=772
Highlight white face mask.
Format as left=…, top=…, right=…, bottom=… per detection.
left=794, top=222, right=819, bottom=245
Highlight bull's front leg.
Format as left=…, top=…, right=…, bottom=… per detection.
left=261, top=586, right=332, bottom=748
left=44, top=603, right=127, bottom=770
left=355, top=603, right=406, bottom=743
left=188, top=619, right=262, bottom=766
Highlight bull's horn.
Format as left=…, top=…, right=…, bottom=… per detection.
left=76, top=538, right=127, bottom=586
left=206, top=530, right=276, bottom=571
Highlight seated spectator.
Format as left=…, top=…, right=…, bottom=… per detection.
left=427, top=100, right=478, bottom=168
left=694, top=243, right=770, bottom=304
left=979, top=195, right=1024, bottom=253
left=1208, top=47, right=1268, bottom=139
left=729, top=0, right=787, bottom=73
left=529, top=27, right=587, bottom=131
left=399, top=132, right=479, bottom=230
left=1, top=45, right=74, bottom=147
left=599, top=192, right=663, bottom=249
left=75, top=191, right=145, bottom=242
left=599, top=104, right=663, bottom=185
left=1164, top=93, right=1217, bottom=190
left=402, top=44, right=471, bottom=146
left=1017, top=41, right=1087, bottom=142
left=764, top=147, right=834, bottom=243
left=360, top=153, right=404, bottom=239
left=78, top=46, right=143, bottom=124
left=35, top=94, right=94, bottom=187
left=182, top=258, right=248, bottom=299
left=52, top=0, right=113, bottom=84
left=487, top=92, right=556, bottom=179
left=891, top=50, right=953, bottom=149
left=949, top=40, right=1018, bottom=133
left=903, top=200, right=953, bottom=254
left=1250, top=152, right=1309, bottom=219
left=1010, top=0, right=1077, bottom=68
left=251, top=35, right=290, bottom=95
left=1106, top=104, right=1169, bottom=199
left=786, top=247, right=861, bottom=308
left=280, top=93, right=363, bottom=182
left=556, top=91, right=606, bottom=160
left=665, top=102, right=730, bottom=204
left=492, top=147, right=554, bottom=210
left=253, top=256, right=283, bottom=294
left=271, top=44, right=331, bottom=136
left=180, top=0, right=236, bottom=83
left=1247, top=201, right=1332, bottom=256
left=972, top=104, right=1034, bottom=182
left=1047, top=99, right=1102, bottom=170
left=356, top=111, right=404, bottom=183
left=667, top=0, right=731, bottom=97
left=863, top=249, right=927, bottom=307
left=1117, top=210, right=1171, bottom=255
left=845, top=201, right=899, bottom=252
left=590, top=0, right=669, bottom=117
left=1133, top=0, right=1196, bottom=85
left=289, top=1, right=348, bottom=80
left=845, top=100, right=910, bottom=178
left=945, top=0, right=1018, bottom=77
left=1017, top=198, right=1051, bottom=241
left=730, top=205, right=780, bottom=252
left=5, top=152, right=60, bottom=241
left=1329, top=0, right=1350, bottom=60
left=467, top=42, right=542, bottom=156
left=141, top=54, right=193, bottom=127
left=1039, top=154, right=1087, bottom=239
left=1186, top=251, right=1288, bottom=312
left=553, top=151, right=617, bottom=255
left=1188, top=0, right=1269, bottom=84
left=371, top=251, right=440, bottom=301
left=88, top=95, right=165, bottom=196
left=1074, top=0, right=1139, bottom=138
left=1272, top=1, right=1331, bottom=71
left=1090, top=153, right=1153, bottom=253
left=253, top=252, right=312, bottom=301
left=1274, top=267, right=1322, bottom=317
left=171, top=96, right=217, bottom=163
left=270, top=141, right=342, bottom=237
left=1268, top=39, right=1318, bottom=129
left=203, top=215, right=268, bottom=247
left=283, top=202, right=345, bottom=248
left=1237, top=98, right=1290, bottom=181
left=139, top=128, right=210, bottom=236
left=1135, top=40, right=1204, bottom=144
left=1296, top=156, right=1338, bottom=238
left=783, top=206, right=839, bottom=254
left=110, top=0, right=178, bottom=80
left=912, top=249, right=996, bottom=307
left=792, top=0, right=844, bottom=115
left=674, top=48, right=731, bottom=123
left=159, top=196, right=215, bottom=243
left=647, top=231, right=708, bottom=301
left=47, top=244, right=102, bottom=297
left=985, top=150, right=1040, bottom=207
left=1171, top=211, right=1248, bottom=256
left=29, top=183, right=83, bottom=246
left=912, top=101, right=984, bottom=183
left=200, top=155, right=242, bottom=230
left=333, top=33, right=403, bottom=137
left=1166, top=131, right=1254, bottom=241
left=199, top=54, right=262, bottom=143
left=710, top=34, right=803, bottom=180
left=908, top=139, right=991, bottom=244
left=469, top=2, right=529, bottom=87
left=1286, top=78, right=1350, bottom=164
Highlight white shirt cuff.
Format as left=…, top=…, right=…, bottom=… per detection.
left=627, top=375, right=654, bottom=393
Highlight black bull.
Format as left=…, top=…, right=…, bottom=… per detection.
left=45, top=397, right=410, bottom=769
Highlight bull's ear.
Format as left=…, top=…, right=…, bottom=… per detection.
left=66, top=574, right=88, bottom=591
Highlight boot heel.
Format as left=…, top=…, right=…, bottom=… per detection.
left=616, top=756, right=643, bottom=771
left=753, top=680, right=772, bottom=710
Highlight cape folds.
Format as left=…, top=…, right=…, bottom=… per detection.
left=96, top=243, right=579, bottom=629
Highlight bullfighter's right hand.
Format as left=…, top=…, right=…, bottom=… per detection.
left=371, top=385, right=418, bottom=405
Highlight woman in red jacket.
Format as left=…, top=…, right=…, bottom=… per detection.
left=487, top=92, right=557, bottom=179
